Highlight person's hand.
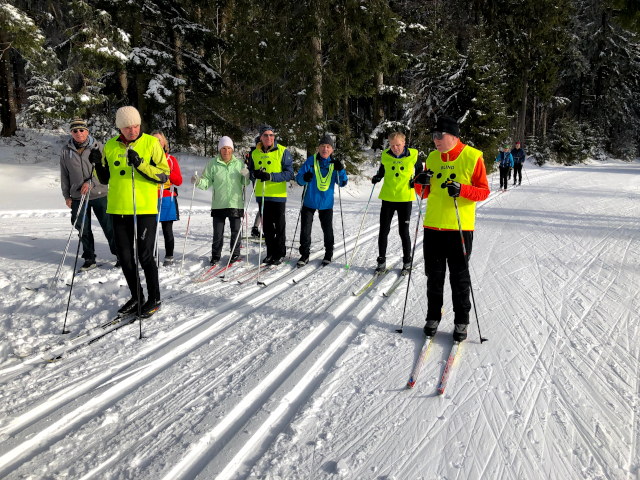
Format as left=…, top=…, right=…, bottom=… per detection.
left=191, top=174, right=199, bottom=184
left=80, top=182, right=91, bottom=195
left=127, top=149, right=142, bottom=168
left=240, top=167, right=250, bottom=178
left=303, top=171, right=313, bottom=182
left=88, top=148, right=102, bottom=165
left=65, top=198, right=72, bottom=208
left=332, top=159, right=344, bottom=171
left=413, top=169, right=433, bottom=186
left=371, top=174, right=382, bottom=184
left=254, top=169, right=270, bottom=181
left=445, top=180, right=461, bottom=198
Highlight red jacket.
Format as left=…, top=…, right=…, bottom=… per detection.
left=161, top=154, right=183, bottom=197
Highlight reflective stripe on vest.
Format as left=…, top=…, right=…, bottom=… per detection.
left=378, top=148, right=418, bottom=202
left=424, top=144, right=483, bottom=231
left=313, top=154, right=335, bottom=192
left=104, top=134, right=165, bottom=215
left=252, top=144, right=287, bottom=198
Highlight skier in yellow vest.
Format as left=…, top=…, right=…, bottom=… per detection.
left=413, top=116, right=489, bottom=342
left=91, top=106, right=170, bottom=318
left=248, top=125, right=294, bottom=265
left=371, top=132, right=423, bottom=274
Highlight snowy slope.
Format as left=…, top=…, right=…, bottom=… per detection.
left=0, top=131, right=639, bottom=479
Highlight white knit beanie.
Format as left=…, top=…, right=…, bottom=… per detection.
left=218, top=136, right=234, bottom=151
left=115, top=106, right=142, bottom=129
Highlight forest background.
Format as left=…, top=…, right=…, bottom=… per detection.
left=1, top=0, right=639, bottom=169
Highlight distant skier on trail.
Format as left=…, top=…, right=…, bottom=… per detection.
left=370, top=131, right=423, bottom=274
left=295, top=133, right=348, bottom=267
left=91, top=106, right=170, bottom=318
left=495, top=144, right=513, bottom=191
left=511, top=141, right=526, bottom=186
left=413, top=115, right=489, bottom=342
left=192, top=136, right=251, bottom=266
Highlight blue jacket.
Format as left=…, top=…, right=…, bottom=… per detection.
left=296, top=154, right=348, bottom=210
left=511, top=148, right=526, bottom=165
left=495, top=151, right=513, bottom=168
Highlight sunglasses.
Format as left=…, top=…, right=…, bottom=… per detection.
left=432, top=131, right=445, bottom=140
left=71, top=128, right=87, bottom=133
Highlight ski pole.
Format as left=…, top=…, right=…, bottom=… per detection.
left=51, top=192, right=88, bottom=288
left=256, top=179, right=267, bottom=283
left=130, top=153, right=143, bottom=339
left=179, top=170, right=197, bottom=275
left=287, top=184, right=308, bottom=261
left=523, top=161, right=531, bottom=185
left=396, top=191, right=424, bottom=334
left=346, top=183, right=376, bottom=269
left=452, top=194, right=487, bottom=343
left=154, top=184, right=162, bottom=267
left=220, top=180, right=256, bottom=280
left=337, top=174, right=347, bottom=266
left=60, top=184, right=91, bottom=334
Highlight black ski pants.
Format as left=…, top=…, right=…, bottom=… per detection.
left=423, top=228, right=473, bottom=325
left=71, top=196, right=116, bottom=261
left=298, top=206, right=333, bottom=258
left=259, top=200, right=287, bottom=260
left=161, top=221, right=175, bottom=257
left=211, top=214, right=242, bottom=261
left=499, top=166, right=510, bottom=190
left=513, top=163, right=523, bottom=184
left=112, top=214, right=160, bottom=302
left=378, top=200, right=412, bottom=263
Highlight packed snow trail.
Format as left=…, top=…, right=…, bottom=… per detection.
left=0, top=159, right=639, bottom=479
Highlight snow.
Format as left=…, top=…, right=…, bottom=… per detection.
left=1, top=128, right=639, bottom=479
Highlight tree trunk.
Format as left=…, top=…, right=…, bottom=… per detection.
left=531, top=96, right=537, bottom=138
left=0, top=31, right=18, bottom=137
left=517, top=77, right=527, bottom=143
left=373, top=71, right=384, bottom=127
left=310, top=34, right=323, bottom=125
left=172, top=28, right=188, bottom=145
left=118, top=69, right=129, bottom=101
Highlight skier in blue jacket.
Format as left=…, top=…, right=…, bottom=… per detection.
left=495, top=144, right=513, bottom=191
left=295, top=134, right=348, bottom=267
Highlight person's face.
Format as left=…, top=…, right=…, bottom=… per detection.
left=120, top=125, right=141, bottom=142
left=152, top=133, right=167, bottom=152
left=318, top=144, right=333, bottom=158
left=432, top=132, right=457, bottom=153
left=389, top=137, right=405, bottom=156
left=260, top=130, right=275, bottom=149
left=70, top=127, right=89, bottom=143
left=515, top=142, right=520, bottom=148
left=220, top=146, right=233, bottom=162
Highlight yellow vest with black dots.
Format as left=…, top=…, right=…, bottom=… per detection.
left=252, top=144, right=288, bottom=198
left=378, top=148, right=418, bottom=202
left=103, top=134, right=168, bottom=215
left=424, top=145, right=482, bottom=231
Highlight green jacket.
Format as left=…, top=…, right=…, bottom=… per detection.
left=196, top=154, right=250, bottom=210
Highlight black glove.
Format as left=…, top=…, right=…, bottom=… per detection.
left=89, top=148, right=102, bottom=165
left=332, top=159, right=344, bottom=171
left=445, top=181, right=461, bottom=198
left=371, top=174, right=382, bottom=184
left=127, top=149, right=142, bottom=168
left=303, top=171, right=313, bottom=182
left=254, top=169, right=270, bottom=181
left=413, top=169, right=433, bottom=186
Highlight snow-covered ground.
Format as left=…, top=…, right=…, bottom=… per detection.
left=0, top=129, right=639, bottom=479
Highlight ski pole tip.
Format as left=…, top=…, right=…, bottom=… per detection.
left=395, top=328, right=403, bottom=334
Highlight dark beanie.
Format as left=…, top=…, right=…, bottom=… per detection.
left=318, top=133, right=335, bottom=148
left=432, top=115, right=460, bottom=137
left=259, top=124, right=274, bottom=135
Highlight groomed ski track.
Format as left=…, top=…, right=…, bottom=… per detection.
left=0, top=161, right=639, bottom=479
